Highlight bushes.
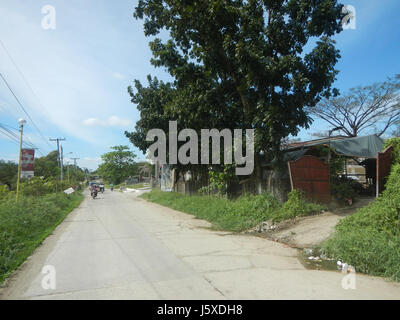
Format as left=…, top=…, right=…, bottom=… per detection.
left=142, top=189, right=324, bottom=232
left=321, top=163, right=400, bottom=281
left=20, top=177, right=74, bottom=196
left=0, top=192, right=83, bottom=283
left=0, top=185, right=10, bottom=200
left=333, top=164, right=400, bottom=236
left=198, top=165, right=237, bottom=196
left=330, top=176, right=361, bottom=202
left=276, top=190, right=326, bottom=221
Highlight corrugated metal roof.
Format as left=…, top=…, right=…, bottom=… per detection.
left=287, top=135, right=347, bottom=148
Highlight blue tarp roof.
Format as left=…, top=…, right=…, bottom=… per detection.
left=287, top=134, right=384, bottom=159
left=330, top=134, right=384, bottom=159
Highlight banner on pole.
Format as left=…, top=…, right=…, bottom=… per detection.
left=21, top=148, right=35, bottom=179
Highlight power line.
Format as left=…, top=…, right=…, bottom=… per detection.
left=0, top=72, right=53, bottom=151
left=0, top=127, right=20, bottom=146
left=0, top=122, right=18, bottom=131
left=0, top=39, right=53, bottom=151
left=0, top=39, right=45, bottom=109
left=23, top=135, right=45, bottom=157
left=0, top=127, right=37, bottom=154
left=0, top=123, right=45, bottom=156
left=0, top=123, right=46, bottom=156
left=0, top=129, right=35, bottom=151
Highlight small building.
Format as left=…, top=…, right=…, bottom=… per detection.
left=276, top=134, right=393, bottom=203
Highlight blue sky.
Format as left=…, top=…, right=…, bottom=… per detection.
left=0, top=0, right=399, bottom=169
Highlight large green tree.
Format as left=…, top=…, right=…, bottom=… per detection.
left=97, top=145, right=138, bottom=184
left=127, top=0, right=344, bottom=187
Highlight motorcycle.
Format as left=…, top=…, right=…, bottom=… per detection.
left=91, top=188, right=98, bottom=199
left=99, top=185, right=104, bottom=193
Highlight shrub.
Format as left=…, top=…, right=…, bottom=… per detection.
left=276, top=190, right=326, bottom=221
left=321, top=163, right=400, bottom=280
left=0, top=185, right=9, bottom=200
left=330, top=176, right=359, bottom=202
left=20, top=177, right=74, bottom=197
left=199, top=165, right=237, bottom=196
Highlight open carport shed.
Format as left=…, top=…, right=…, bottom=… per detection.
left=286, top=134, right=392, bottom=202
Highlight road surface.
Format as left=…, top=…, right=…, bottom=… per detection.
left=1, top=190, right=400, bottom=299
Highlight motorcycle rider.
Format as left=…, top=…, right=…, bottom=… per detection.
left=90, top=183, right=98, bottom=198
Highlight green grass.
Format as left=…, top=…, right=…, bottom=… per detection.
left=320, top=163, right=400, bottom=281
left=141, top=189, right=325, bottom=232
left=0, top=192, right=84, bottom=284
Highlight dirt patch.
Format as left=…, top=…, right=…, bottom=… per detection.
left=270, top=212, right=343, bottom=248
left=246, top=211, right=343, bottom=248
left=247, top=196, right=375, bottom=249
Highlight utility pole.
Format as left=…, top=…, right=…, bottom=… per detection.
left=16, top=118, right=27, bottom=202
left=66, top=160, right=70, bottom=182
left=71, top=157, right=80, bottom=175
left=328, top=126, right=344, bottom=195
left=49, top=137, right=65, bottom=168
left=60, top=145, right=64, bottom=181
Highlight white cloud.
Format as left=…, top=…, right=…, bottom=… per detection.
left=112, top=72, right=126, bottom=79
left=82, top=115, right=132, bottom=127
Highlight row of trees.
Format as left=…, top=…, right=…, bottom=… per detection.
left=0, top=145, right=150, bottom=190
left=0, top=150, right=87, bottom=190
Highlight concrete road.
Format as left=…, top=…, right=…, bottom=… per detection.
left=1, top=190, right=400, bottom=300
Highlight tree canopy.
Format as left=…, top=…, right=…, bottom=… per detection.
left=126, top=0, right=344, bottom=176
left=97, top=145, right=138, bottom=184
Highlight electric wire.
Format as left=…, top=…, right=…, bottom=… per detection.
left=0, top=123, right=45, bottom=156
left=0, top=39, right=54, bottom=151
